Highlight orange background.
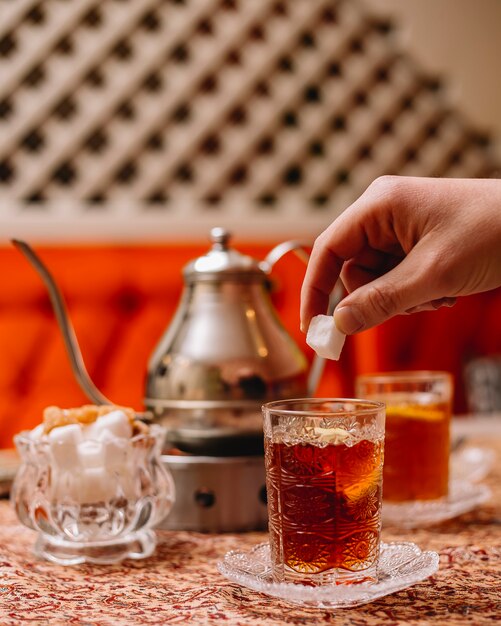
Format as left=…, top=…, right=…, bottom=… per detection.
left=1, top=243, right=500, bottom=448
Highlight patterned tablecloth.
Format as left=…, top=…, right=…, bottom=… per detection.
left=0, top=436, right=500, bottom=626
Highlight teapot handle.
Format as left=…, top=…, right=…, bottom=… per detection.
left=260, top=240, right=311, bottom=272
left=262, top=240, right=344, bottom=396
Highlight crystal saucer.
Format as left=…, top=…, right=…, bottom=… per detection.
left=382, top=446, right=494, bottom=528
left=217, top=541, right=439, bottom=609
left=450, top=446, right=495, bottom=483
left=382, top=479, right=492, bottom=528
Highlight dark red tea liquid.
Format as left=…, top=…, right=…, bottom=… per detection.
left=265, top=437, right=383, bottom=583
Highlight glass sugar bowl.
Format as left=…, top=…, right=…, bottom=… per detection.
left=11, top=423, right=175, bottom=565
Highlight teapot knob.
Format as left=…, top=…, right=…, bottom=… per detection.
left=210, top=227, right=231, bottom=250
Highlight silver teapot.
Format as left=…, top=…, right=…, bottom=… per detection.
left=145, top=228, right=311, bottom=455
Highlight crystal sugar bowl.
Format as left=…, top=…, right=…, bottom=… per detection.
left=12, top=421, right=175, bottom=565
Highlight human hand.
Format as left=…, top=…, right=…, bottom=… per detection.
left=300, top=176, right=501, bottom=334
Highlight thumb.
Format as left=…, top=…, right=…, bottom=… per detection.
left=334, top=251, right=443, bottom=334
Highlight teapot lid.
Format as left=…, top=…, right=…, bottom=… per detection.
left=183, top=227, right=266, bottom=282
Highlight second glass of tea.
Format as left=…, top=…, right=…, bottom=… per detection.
left=262, top=399, right=385, bottom=585
left=356, top=371, right=453, bottom=503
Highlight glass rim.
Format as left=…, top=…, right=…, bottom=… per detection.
left=262, top=397, right=385, bottom=417
left=356, top=370, right=453, bottom=384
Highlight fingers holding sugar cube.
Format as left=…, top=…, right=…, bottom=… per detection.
left=306, top=315, right=346, bottom=360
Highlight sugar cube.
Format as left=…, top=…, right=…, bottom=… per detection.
left=81, top=467, right=114, bottom=503
left=306, top=314, right=346, bottom=360
left=92, top=410, right=132, bottom=441
left=78, top=440, right=105, bottom=469
left=30, top=424, right=45, bottom=440
left=48, top=424, right=82, bottom=469
left=101, top=430, right=129, bottom=470
left=52, top=470, right=83, bottom=502
left=82, top=420, right=101, bottom=441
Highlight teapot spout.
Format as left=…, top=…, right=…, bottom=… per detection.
left=11, top=240, right=151, bottom=420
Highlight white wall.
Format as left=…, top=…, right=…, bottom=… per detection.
left=367, top=0, right=501, bottom=142
left=1, top=0, right=498, bottom=243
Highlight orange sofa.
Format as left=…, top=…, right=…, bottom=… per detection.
left=1, top=243, right=500, bottom=448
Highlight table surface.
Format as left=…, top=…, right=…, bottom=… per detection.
left=1, top=436, right=500, bottom=626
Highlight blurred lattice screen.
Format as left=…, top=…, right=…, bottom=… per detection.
left=0, top=0, right=499, bottom=238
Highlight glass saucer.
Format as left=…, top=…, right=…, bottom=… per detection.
left=382, top=446, right=493, bottom=528
left=382, top=480, right=491, bottom=528
left=217, top=541, right=439, bottom=609
left=450, top=446, right=495, bottom=483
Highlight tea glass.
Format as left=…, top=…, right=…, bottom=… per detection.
left=356, top=371, right=453, bottom=502
left=11, top=424, right=175, bottom=565
left=262, top=398, right=385, bottom=585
